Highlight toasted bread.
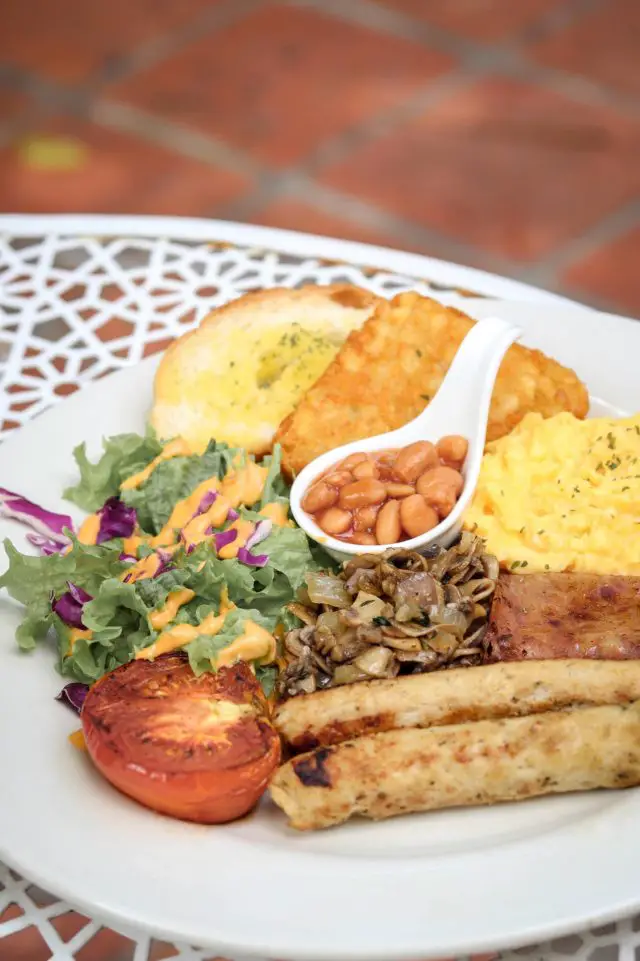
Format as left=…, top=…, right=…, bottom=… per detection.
left=275, top=292, right=589, bottom=476
left=151, top=284, right=382, bottom=455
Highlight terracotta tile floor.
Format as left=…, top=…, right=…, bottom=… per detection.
left=0, top=0, right=639, bottom=317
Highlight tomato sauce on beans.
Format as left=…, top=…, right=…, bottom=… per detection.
left=301, top=436, right=468, bottom=546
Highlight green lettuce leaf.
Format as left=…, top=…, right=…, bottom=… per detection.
left=185, top=607, right=273, bottom=676
left=260, top=523, right=331, bottom=594
left=255, top=664, right=277, bottom=697
left=58, top=578, right=157, bottom=682
left=0, top=537, right=128, bottom=651
left=259, top=444, right=290, bottom=508
left=122, top=439, right=237, bottom=534
left=64, top=430, right=163, bottom=512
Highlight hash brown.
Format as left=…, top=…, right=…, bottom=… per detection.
left=275, top=292, right=589, bottom=476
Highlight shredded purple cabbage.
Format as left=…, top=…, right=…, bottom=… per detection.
left=155, top=549, right=174, bottom=576
left=118, top=552, right=137, bottom=564
left=245, top=519, right=272, bottom=551
left=95, top=497, right=136, bottom=544
left=26, top=533, right=67, bottom=556
left=226, top=507, right=239, bottom=522
left=52, top=582, right=92, bottom=629
left=214, top=528, right=237, bottom=552
left=0, top=487, right=73, bottom=549
left=197, top=490, right=218, bottom=514
left=237, top=546, right=269, bottom=568
left=55, top=682, right=89, bottom=715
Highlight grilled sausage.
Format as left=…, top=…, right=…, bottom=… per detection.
left=274, top=659, right=640, bottom=753
left=271, top=700, right=640, bottom=831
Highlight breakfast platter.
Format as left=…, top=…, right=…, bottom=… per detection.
left=1, top=214, right=640, bottom=961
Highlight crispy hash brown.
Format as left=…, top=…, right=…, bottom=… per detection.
left=275, top=292, right=589, bottom=476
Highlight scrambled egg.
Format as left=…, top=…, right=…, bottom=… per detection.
left=465, top=412, right=640, bottom=575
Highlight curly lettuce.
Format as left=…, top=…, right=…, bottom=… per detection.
left=1, top=430, right=332, bottom=692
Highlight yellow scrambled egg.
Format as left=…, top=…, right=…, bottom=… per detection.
left=465, top=412, right=640, bottom=575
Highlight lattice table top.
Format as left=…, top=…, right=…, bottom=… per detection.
left=0, top=214, right=630, bottom=961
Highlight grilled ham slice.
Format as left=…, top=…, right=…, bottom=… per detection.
left=485, top=573, right=640, bottom=662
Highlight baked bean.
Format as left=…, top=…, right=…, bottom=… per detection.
left=338, top=479, right=387, bottom=510
left=352, top=459, right=379, bottom=480
left=350, top=532, right=378, bottom=546
left=416, top=467, right=463, bottom=519
left=399, top=495, right=439, bottom=539
left=324, top=470, right=354, bottom=488
left=416, top=465, right=464, bottom=498
left=338, top=453, right=368, bottom=472
left=302, top=482, right=338, bottom=513
left=375, top=499, right=401, bottom=545
left=422, top=485, right=456, bottom=519
left=437, top=435, right=469, bottom=469
left=317, top=507, right=352, bottom=536
left=353, top=504, right=380, bottom=531
left=385, top=482, right=415, bottom=498
left=376, top=450, right=398, bottom=467
left=392, top=441, right=438, bottom=484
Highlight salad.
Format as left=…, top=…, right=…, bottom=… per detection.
left=0, top=431, right=330, bottom=703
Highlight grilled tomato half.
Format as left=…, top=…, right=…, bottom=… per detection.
left=81, top=653, right=281, bottom=823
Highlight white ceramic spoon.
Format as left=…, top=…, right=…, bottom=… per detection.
left=290, top=316, right=522, bottom=561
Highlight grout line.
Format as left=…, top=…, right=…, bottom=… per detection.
left=286, top=0, right=499, bottom=62
left=223, top=171, right=528, bottom=277
left=521, top=199, right=640, bottom=286
left=94, top=0, right=267, bottom=86
left=91, top=101, right=265, bottom=181
left=516, top=0, right=611, bottom=44
left=290, top=0, right=640, bottom=119
left=301, top=68, right=476, bottom=175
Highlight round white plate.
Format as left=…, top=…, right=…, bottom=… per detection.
left=0, top=300, right=638, bottom=961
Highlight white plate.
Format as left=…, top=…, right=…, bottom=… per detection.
left=0, top=300, right=638, bottom=961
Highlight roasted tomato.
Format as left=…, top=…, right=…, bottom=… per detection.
left=81, top=653, right=281, bottom=823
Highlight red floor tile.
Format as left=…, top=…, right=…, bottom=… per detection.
left=530, top=0, right=640, bottom=98
left=75, top=927, right=135, bottom=961
left=320, top=77, right=640, bottom=261
left=562, top=227, right=640, bottom=317
left=250, top=198, right=402, bottom=248
left=108, top=3, right=454, bottom=167
left=0, top=901, right=24, bottom=922
left=0, top=924, right=52, bottom=961
left=0, top=117, right=249, bottom=215
left=49, top=910, right=92, bottom=942
left=0, top=0, right=217, bottom=84
left=376, top=0, right=560, bottom=40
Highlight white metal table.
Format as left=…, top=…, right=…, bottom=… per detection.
left=0, top=214, right=631, bottom=961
